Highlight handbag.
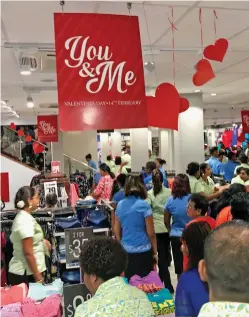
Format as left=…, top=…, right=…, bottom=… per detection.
left=147, top=288, right=175, bottom=316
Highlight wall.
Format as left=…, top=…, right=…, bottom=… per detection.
left=1, top=155, right=39, bottom=210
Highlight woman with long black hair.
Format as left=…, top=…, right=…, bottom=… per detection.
left=175, top=222, right=211, bottom=317
left=147, top=169, right=173, bottom=293
left=92, top=163, right=115, bottom=202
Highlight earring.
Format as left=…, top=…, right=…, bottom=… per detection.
left=29, top=204, right=33, bottom=209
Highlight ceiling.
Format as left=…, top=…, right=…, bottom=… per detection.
left=1, top=0, right=249, bottom=126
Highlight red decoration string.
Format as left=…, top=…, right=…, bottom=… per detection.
left=168, top=7, right=178, bottom=87
left=213, top=10, right=218, bottom=41
left=199, top=8, right=204, bottom=58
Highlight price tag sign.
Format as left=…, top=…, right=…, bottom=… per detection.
left=65, top=227, right=93, bottom=269
left=64, top=283, right=92, bottom=317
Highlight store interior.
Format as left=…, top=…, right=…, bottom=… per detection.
left=1, top=1, right=249, bottom=317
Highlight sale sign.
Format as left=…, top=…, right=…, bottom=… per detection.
left=54, top=13, right=147, bottom=131
left=241, top=111, right=249, bottom=133
left=37, top=115, right=58, bottom=142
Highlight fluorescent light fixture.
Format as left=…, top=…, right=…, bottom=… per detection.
left=27, top=96, right=34, bottom=108
left=144, top=62, right=148, bottom=65
left=194, top=89, right=201, bottom=93
left=20, top=69, right=31, bottom=75
left=211, top=93, right=217, bottom=96
left=1, top=100, right=7, bottom=106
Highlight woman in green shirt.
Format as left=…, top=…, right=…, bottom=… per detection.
left=199, top=163, right=227, bottom=201
left=147, top=169, right=174, bottom=293
left=8, top=186, right=47, bottom=285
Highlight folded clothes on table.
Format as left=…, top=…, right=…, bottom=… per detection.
left=28, top=279, right=63, bottom=301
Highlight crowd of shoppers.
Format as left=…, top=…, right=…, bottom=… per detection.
left=7, top=145, right=249, bottom=317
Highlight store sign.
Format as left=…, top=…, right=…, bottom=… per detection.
left=37, top=115, right=58, bottom=142
left=64, top=283, right=91, bottom=317
left=65, top=227, right=93, bottom=269
left=241, top=111, right=249, bottom=133
left=51, top=161, right=60, bottom=173
left=54, top=13, right=147, bottom=131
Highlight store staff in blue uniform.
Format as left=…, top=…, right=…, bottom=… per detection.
left=206, top=146, right=223, bottom=176
left=222, top=151, right=239, bottom=182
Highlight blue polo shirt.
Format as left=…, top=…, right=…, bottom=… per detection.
left=160, top=167, right=169, bottom=188
left=205, top=157, right=223, bottom=176
left=112, top=189, right=125, bottom=203
left=222, top=160, right=238, bottom=181
left=88, top=159, right=97, bottom=170
left=144, top=174, right=153, bottom=190
left=116, top=196, right=152, bottom=253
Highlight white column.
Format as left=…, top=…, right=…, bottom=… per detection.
left=100, top=133, right=109, bottom=163
left=173, top=93, right=205, bottom=173
left=159, top=129, right=174, bottom=170
left=111, top=131, right=121, bottom=157
left=130, top=128, right=149, bottom=172
left=148, top=129, right=152, bottom=151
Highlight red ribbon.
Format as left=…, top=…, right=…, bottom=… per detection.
left=168, top=7, right=178, bottom=87
left=199, top=8, right=204, bottom=57
left=213, top=10, right=218, bottom=40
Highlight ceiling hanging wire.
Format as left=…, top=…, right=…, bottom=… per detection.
left=60, top=1, right=65, bottom=12
left=127, top=2, right=132, bottom=16
left=143, top=3, right=158, bottom=87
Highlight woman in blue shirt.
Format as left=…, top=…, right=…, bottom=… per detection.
left=175, top=221, right=210, bottom=317
left=156, top=158, right=168, bottom=188
left=114, top=174, right=157, bottom=280
left=164, top=174, right=192, bottom=278
left=112, top=174, right=127, bottom=204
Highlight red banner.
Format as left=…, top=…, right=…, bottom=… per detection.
left=241, top=111, right=249, bottom=133
left=37, top=115, right=58, bottom=142
left=54, top=13, right=147, bottom=131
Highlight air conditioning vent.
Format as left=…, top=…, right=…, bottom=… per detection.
left=39, top=103, right=58, bottom=109
left=20, top=57, right=38, bottom=70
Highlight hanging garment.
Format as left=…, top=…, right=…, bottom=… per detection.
left=222, top=130, right=233, bottom=148
left=20, top=294, right=62, bottom=317
left=232, top=126, right=240, bottom=146
left=28, top=279, right=63, bottom=301
left=0, top=302, right=22, bottom=317
left=70, top=183, right=79, bottom=207
left=0, top=283, right=28, bottom=306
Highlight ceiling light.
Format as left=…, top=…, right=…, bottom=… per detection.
left=211, top=93, right=217, bottom=96
left=194, top=89, right=201, bottom=93
left=144, top=62, right=148, bottom=66
left=27, top=96, right=34, bottom=108
left=144, top=61, right=155, bottom=73
left=20, top=69, right=31, bottom=75
left=1, top=100, right=7, bottom=106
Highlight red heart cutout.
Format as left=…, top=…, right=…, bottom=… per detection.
left=17, top=129, right=24, bottom=137
left=33, top=142, right=45, bottom=154
left=147, top=83, right=181, bottom=130
left=204, top=38, right=228, bottom=63
left=179, top=98, right=189, bottom=113
left=193, top=59, right=215, bottom=86
left=9, top=122, right=16, bottom=130
left=25, top=135, right=32, bottom=142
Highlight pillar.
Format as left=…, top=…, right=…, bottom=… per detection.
left=100, top=133, right=109, bottom=163
left=159, top=129, right=174, bottom=170
left=111, top=131, right=121, bottom=157
left=148, top=129, right=152, bottom=151
left=130, top=128, right=149, bottom=172
left=173, top=93, right=205, bottom=173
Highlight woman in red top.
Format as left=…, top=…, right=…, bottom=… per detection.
left=183, top=193, right=215, bottom=271
left=92, top=163, right=115, bottom=202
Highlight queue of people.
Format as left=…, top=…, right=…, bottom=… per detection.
left=5, top=146, right=249, bottom=317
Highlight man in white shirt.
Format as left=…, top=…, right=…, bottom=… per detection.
left=121, top=146, right=131, bottom=172
left=198, top=221, right=249, bottom=316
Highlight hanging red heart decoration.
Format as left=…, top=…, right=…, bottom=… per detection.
left=204, top=38, right=228, bottom=63
left=9, top=122, right=16, bottom=130
left=17, top=129, right=24, bottom=137
left=179, top=98, right=190, bottom=113
left=33, top=142, right=45, bottom=154
left=25, top=135, right=32, bottom=142
left=193, top=59, right=215, bottom=86
left=147, top=83, right=181, bottom=130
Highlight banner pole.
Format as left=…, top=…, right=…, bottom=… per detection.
left=51, top=142, right=54, bottom=161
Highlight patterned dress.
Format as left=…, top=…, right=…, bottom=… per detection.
left=198, top=302, right=249, bottom=317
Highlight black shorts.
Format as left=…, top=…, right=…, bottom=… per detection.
left=170, top=236, right=183, bottom=275
left=125, top=249, right=153, bottom=280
